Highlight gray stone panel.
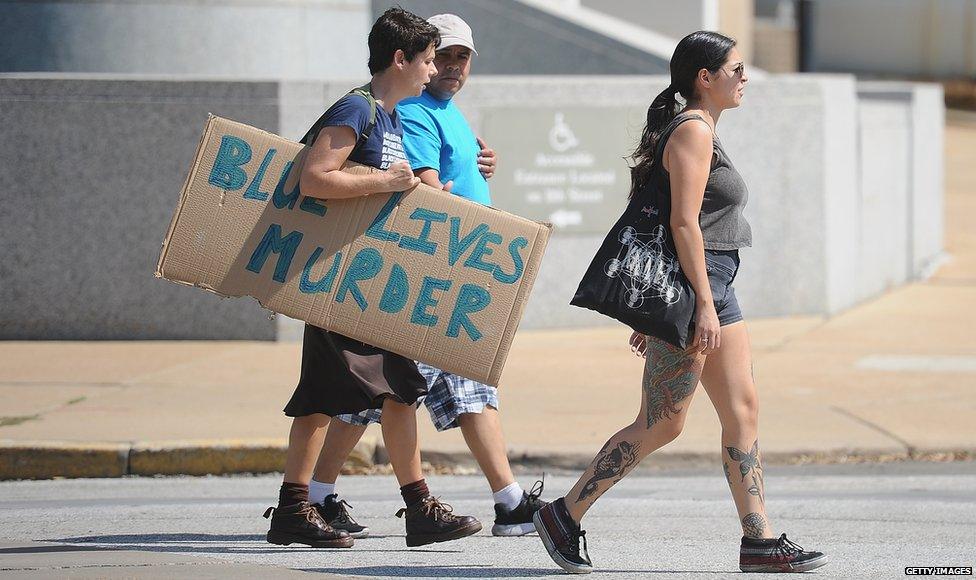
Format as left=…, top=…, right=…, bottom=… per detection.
left=0, top=77, right=279, bottom=339
left=820, top=75, right=861, bottom=314
left=856, top=93, right=912, bottom=299
left=370, top=0, right=669, bottom=75
left=0, top=0, right=371, bottom=80
left=909, top=84, right=946, bottom=275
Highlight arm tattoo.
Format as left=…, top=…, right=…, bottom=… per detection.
left=726, top=439, right=765, bottom=505
left=577, top=440, right=641, bottom=502
left=642, top=339, right=702, bottom=429
left=741, top=512, right=767, bottom=538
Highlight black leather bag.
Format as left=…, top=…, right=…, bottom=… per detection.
left=570, top=170, right=697, bottom=349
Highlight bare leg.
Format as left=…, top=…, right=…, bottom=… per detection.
left=699, top=321, right=773, bottom=539
left=458, top=407, right=516, bottom=493
left=283, top=414, right=330, bottom=485
left=563, top=337, right=705, bottom=523
left=380, top=398, right=423, bottom=486
left=313, top=419, right=368, bottom=484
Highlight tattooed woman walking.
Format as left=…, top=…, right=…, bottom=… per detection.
left=534, top=31, right=827, bottom=574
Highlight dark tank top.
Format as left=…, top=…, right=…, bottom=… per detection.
left=649, top=112, right=752, bottom=250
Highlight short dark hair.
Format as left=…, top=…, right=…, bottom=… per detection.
left=367, top=7, right=440, bottom=75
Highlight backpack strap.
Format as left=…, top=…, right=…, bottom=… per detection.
left=299, top=83, right=378, bottom=150
left=347, top=83, right=377, bottom=151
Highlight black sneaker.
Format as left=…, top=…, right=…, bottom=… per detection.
left=316, top=494, right=370, bottom=539
left=395, top=495, right=482, bottom=547
left=739, top=533, right=827, bottom=573
left=533, top=497, right=592, bottom=574
left=492, top=479, right=548, bottom=536
left=263, top=501, right=353, bottom=548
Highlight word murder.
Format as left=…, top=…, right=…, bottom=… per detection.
left=207, top=135, right=531, bottom=342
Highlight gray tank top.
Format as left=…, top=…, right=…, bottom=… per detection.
left=653, top=113, right=752, bottom=250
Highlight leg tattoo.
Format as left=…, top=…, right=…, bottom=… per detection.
left=742, top=512, right=767, bottom=538
left=726, top=439, right=765, bottom=505
left=643, top=340, right=702, bottom=429
left=577, top=439, right=641, bottom=502
left=723, top=461, right=732, bottom=485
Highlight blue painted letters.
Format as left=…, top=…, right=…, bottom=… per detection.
left=411, top=276, right=452, bottom=327
left=299, top=248, right=342, bottom=294
left=245, top=223, right=304, bottom=283
left=379, top=264, right=410, bottom=313
left=366, top=192, right=403, bottom=242
left=398, top=208, right=448, bottom=255
left=447, top=284, right=491, bottom=341
left=244, top=148, right=277, bottom=201
left=493, top=236, right=528, bottom=284
left=336, top=247, right=383, bottom=312
left=208, top=135, right=252, bottom=190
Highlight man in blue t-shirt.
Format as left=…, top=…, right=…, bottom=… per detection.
left=318, top=14, right=548, bottom=540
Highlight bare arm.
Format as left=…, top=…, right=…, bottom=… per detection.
left=299, top=125, right=419, bottom=199
left=414, top=167, right=453, bottom=192
left=665, top=120, right=720, bottom=353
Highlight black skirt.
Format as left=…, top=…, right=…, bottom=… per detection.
left=283, top=325, right=428, bottom=417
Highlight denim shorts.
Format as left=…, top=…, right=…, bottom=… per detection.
left=704, top=249, right=744, bottom=327
left=334, top=362, right=499, bottom=432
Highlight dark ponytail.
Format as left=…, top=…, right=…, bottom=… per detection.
left=628, top=31, right=736, bottom=199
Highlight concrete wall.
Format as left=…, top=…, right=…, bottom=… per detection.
left=577, top=0, right=754, bottom=60
left=370, top=0, right=671, bottom=75
left=0, top=0, right=371, bottom=80
left=806, top=0, right=976, bottom=78
left=580, top=0, right=716, bottom=41
left=857, top=82, right=945, bottom=284
left=0, top=76, right=279, bottom=339
left=0, top=74, right=944, bottom=339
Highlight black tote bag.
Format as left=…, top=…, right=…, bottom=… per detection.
left=570, top=122, right=699, bottom=348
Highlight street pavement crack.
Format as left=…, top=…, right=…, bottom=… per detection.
left=829, top=405, right=915, bottom=454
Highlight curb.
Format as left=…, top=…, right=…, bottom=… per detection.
left=1, top=440, right=973, bottom=480
left=0, top=437, right=378, bottom=480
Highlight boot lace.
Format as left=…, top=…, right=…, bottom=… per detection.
left=525, top=476, right=547, bottom=510
left=396, top=496, right=458, bottom=522
left=571, top=528, right=589, bottom=560
left=330, top=497, right=356, bottom=524
left=775, top=533, right=804, bottom=558
left=262, top=502, right=328, bottom=528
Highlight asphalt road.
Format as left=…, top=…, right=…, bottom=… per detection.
left=2, top=462, right=975, bottom=579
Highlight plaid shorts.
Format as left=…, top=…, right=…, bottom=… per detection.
left=335, top=362, right=499, bottom=431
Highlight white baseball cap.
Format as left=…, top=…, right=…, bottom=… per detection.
left=427, top=13, right=478, bottom=55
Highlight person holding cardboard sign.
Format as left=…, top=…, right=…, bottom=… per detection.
left=305, top=13, right=548, bottom=542
left=263, top=7, right=482, bottom=550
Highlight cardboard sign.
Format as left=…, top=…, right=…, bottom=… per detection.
left=156, top=116, right=552, bottom=386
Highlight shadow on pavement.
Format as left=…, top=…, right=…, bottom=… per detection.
left=0, top=545, right=120, bottom=554
left=304, top=566, right=735, bottom=577
left=45, top=533, right=461, bottom=555
left=304, top=565, right=563, bottom=577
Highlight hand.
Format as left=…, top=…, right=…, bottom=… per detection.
left=384, top=160, right=420, bottom=192
left=691, top=302, right=721, bottom=355
left=476, top=137, right=496, bottom=179
left=629, top=331, right=648, bottom=358
left=442, top=180, right=453, bottom=193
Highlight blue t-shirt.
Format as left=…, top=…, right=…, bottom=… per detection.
left=316, top=93, right=407, bottom=170
left=398, top=91, right=492, bottom=206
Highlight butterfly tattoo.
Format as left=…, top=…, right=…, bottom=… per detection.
left=726, top=440, right=764, bottom=503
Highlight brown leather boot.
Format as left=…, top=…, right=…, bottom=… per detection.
left=395, top=496, right=482, bottom=547
left=264, top=501, right=354, bottom=548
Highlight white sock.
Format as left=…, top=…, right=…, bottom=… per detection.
left=492, top=481, right=524, bottom=511
left=309, top=479, right=336, bottom=505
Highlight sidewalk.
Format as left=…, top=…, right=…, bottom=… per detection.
left=2, top=119, right=974, bottom=480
